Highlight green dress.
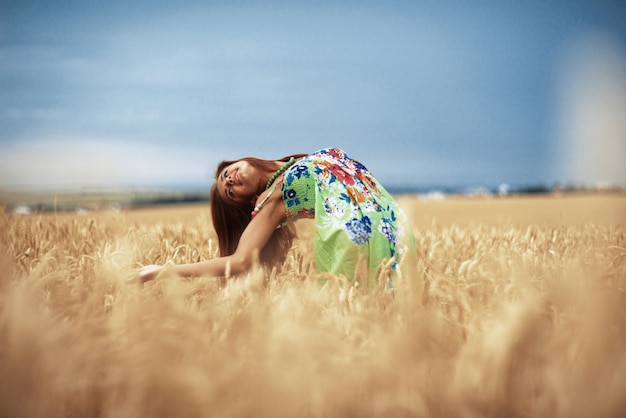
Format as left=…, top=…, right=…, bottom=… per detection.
left=280, top=148, right=415, bottom=288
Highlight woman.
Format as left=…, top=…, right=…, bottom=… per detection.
left=137, top=148, right=416, bottom=289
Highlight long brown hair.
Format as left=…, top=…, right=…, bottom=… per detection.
left=209, top=153, right=307, bottom=269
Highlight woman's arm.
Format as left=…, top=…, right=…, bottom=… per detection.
left=135, top=194, right=287, bottom=283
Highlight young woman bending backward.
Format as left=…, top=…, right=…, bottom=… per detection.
left=137, top=148, right=416, bottom=288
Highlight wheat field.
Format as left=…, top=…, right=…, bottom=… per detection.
left=1, top=194, right=625, bottom=418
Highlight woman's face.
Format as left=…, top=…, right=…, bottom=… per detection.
left=217, top=160, right=259, bottom=204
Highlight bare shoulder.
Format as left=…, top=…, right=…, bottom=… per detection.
left=253, top=182, right=286, bottom=221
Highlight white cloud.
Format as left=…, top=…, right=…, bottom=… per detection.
left=0, top=137, right=217, bottom=189
left=554, top=33, right=626, bottom=185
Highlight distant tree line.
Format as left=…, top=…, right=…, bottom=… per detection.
left=130, top=192, right=209, bottom=208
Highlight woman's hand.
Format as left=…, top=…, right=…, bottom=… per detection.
left=128, top=264, right=163, bottom=284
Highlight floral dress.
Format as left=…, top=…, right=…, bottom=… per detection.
left=281, top=148, right=415, bottom=288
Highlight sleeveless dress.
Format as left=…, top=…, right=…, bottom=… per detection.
left=280, top=148, right=415, bottom=288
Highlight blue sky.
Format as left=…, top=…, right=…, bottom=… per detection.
left=1, top=0, right=625, bottom=190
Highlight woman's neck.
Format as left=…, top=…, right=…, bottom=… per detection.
left=258, top=161, right=285, bottom=193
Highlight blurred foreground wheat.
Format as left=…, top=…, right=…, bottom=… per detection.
left=1, top=201, right=625, bottom=418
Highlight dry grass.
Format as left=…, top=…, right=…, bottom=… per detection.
left=1, top=194, right=625, bottom=417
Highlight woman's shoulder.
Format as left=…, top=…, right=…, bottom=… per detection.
left=252, top=178, right=286, bottom=219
